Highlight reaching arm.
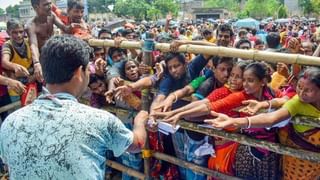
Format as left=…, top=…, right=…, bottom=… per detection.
left=52, top=13, right=72, bottom=33
left=26, top=22, right=43, bottom=82
left=0, top=75, right=26, bottom=94
left=1, top=54, right=29, bottom=77
left=239, top=96, right=290, bottom=115
left=127, top=111, right=148, bottom=153
left=205, top=108, right=291, bottom=129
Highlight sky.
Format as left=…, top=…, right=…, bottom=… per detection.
left=0, top=0, right=22, bottom=10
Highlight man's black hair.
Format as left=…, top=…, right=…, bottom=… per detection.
left=31, top=0, right=40, bottom=7
left=216, top=24, right=234, bottom=37
left=108, top=47, right=126, bottom=58
left=235, top=39, right=252, bottom=49
left=266, top=32, right=280, bottom=48
left=89, top=73, right=104, bottom=85
left=6, top=19, right=23, bottom=31
left=67, top=0, right=84, bottom=10
left=40, top=35, right=92, bottom=84
left=98, top=28, right=111, bottom=38
left=212, top=56, right=234, bottom=68
left=164, top=52, right=186, bottom=65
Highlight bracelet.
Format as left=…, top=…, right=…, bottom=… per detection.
left=246, top=117, right=251, bottom=129
left=172, top=93, right=178, bottom=103
left=33, top=61, right=40, bottom=65
left=267, top=100, right=272, bottom=112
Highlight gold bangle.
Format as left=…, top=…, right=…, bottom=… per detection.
left=172, top=93, right=178, bottom=103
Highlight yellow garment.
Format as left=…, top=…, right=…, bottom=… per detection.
left=270, top=72, right=287, bottom=89
left=206, top=37, right=216, bottom=43
left=7, top=39, right=32, bottom=96
left=283, top=95, right=320, bottom=132
left=8, top=40, right=32, bottom=69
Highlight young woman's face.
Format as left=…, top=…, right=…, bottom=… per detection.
left=89, top=79, right=106, bottom=96
left=125, top=61, right=139, bottom=81
left=228, top=65, right=244, bottom=91
left=296, top=78, right=320, bottom=103
left=243, top=69, right=265, bottom=97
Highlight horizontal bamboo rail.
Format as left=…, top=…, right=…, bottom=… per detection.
left=102, top=106, right=320, bottom=162
left=88, top=39, right=320, bottom=66
left=153, top=152, right=240, bottom=180
left=106, top=160, right=145, bottom=180
left=1, top=101, right=319, bottom=162
left=179, top=121, right=320, bottom=163
left=0, top=101, right=20, bottom=114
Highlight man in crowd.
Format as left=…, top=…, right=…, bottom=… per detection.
left=26, top=0, right=71, bottom=82
left=0, top=35, right=148, bottom=179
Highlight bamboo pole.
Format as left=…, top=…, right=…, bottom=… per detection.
left=152, top=152, right=240, bottom=180
left=106, top=160, right=145, bottom=180
left=88, top=39, right=320, bottom=66
left=0, top=101, right=20, bottom=114
left=140, top=33, right=153, bottom=179
left=179, top=121, right=320, bottom=162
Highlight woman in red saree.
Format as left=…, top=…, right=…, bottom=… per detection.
left=152, top=61, right=248, bottom=177
left=154, top=62, right=282, bottom=179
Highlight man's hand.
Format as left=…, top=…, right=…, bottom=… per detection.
left=104, top=90, right=114, bottom=104
left=154, top=62, right=164, bottom=79
left=277, top=63, right=289, bottom=78
left=139, top=63, right=151, bottom=75
left=33, top=63, right=43, bottom=82
left=134, top=110, right=149, bottom=125
left=170, top=40, right=185, bottom=52
left=114, top=37, right=127, bottom=47
left=95, top=58, right=107, bottom=76
left=114, top=84, right=134, bottom=99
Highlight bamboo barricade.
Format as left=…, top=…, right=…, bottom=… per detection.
left=89, top=39, right=320, bottom=66
left=152, top=152, right=241, bottom=180
left=0, top=101, right=20, bottom=114
left=102, top=105, right=320, bottom=162
left=106, top=160, right=145, bottom=180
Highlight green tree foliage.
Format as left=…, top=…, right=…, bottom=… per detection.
left=204, top=0, right=240, bottom=12
left=277, top=4, right=288, bottom=18
left=311, top=0, right=320, bottom=14
left=114, top=0, right=151, bottom=20
left=299, top=0, right=314, bottom=15
left=244, top=0, right=279, bottom=18
left=113, top=0, right=178, bottom=20
left=0, top=8, right=5, bottom=15
left=147, top=0, right=179, bottom=20
left=6, top=5, right=19, bottom=18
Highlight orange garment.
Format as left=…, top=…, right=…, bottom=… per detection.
left=208, top=142, right=239, bottom=176
left=206, top=86, right=240, bottom=176
left=51, top=4, right=91, bottom=40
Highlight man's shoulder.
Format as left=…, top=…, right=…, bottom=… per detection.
left=25, top=18, right=36, bottom=30
left=75, top=103, right=119, bottom=120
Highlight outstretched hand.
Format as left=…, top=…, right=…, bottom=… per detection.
left=238, top=100, right=264, bottom=115
left=204, top=111, right=235, bottom=129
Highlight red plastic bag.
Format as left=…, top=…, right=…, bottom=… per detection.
left=21, top=82, right=38, bottom=106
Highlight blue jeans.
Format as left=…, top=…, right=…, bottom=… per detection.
left=120, top=152, right=142, bottom=180
left=172, top=130, right=208, bottom=180
left=120, top=123, right=143, bottom=180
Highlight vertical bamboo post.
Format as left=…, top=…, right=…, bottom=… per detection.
left=141, top=32, right=154, bottom=180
